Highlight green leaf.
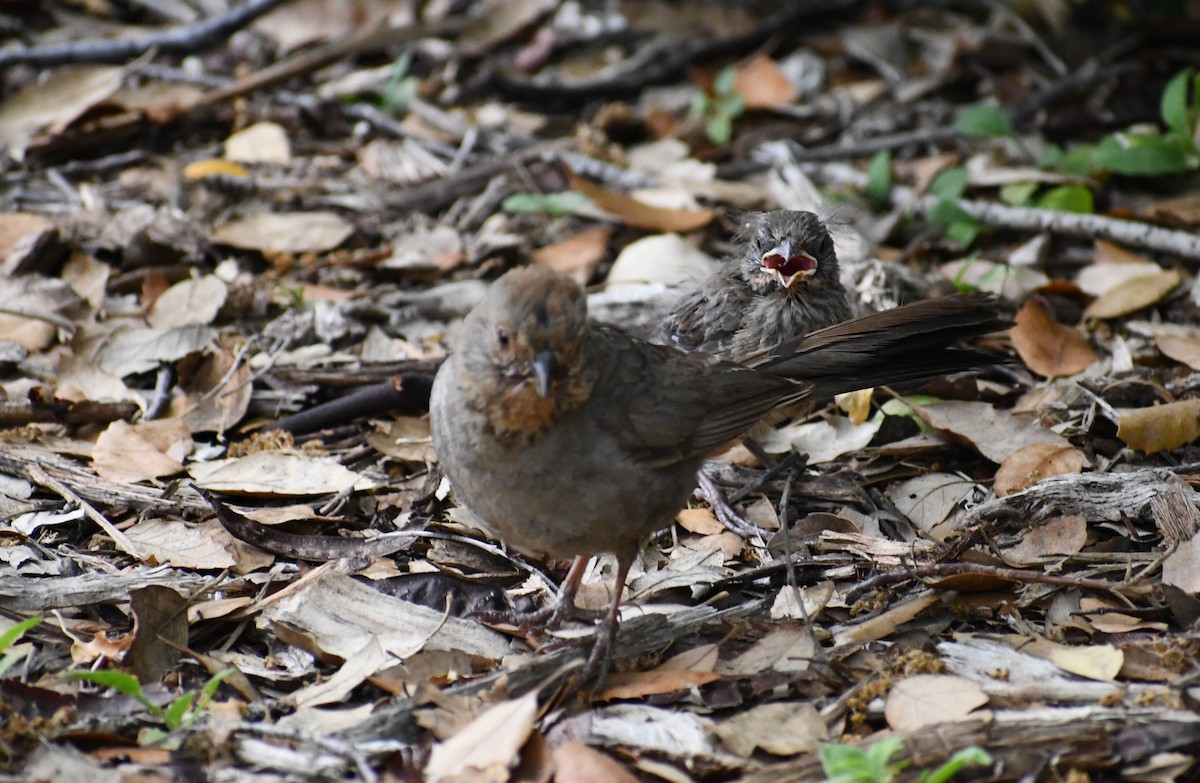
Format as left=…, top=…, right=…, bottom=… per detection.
left=717, top=93, right=745, bottom=118
left=918, top=746, right=992, bottom=783
left=163, top=692, right=197, bottom=730
left=1038, top=143, right=1064, bottom=168
left=0, top=650, right=24, bottom=678
left=1091, top=134, right=1190, bottom=175
left=0, top=616, right=41, bottom=653
left=66, top=669, right=146, bottom=699
left=707, top=113, right=733, bottom=145
left=713, top=65, right=738, bottom=97
left=956, top=103, right=1013, bottom=138
left=689, top=91, right=710, bottom=119
left=946, top=219, right=981, bottom=247
left=501, top=191, right=588, bottom=216
left=1038, top=184, right=1094, bottom=213
left=1161, top=68, right=1195, bottom=135
left=928, top=167, right=968, bottom=199
left=196, top=668, right=236, bottom=712
left=999, top=181, right=1038, bottom=206
left=1056, top=144, right=1100, bottom=176
left=866, top=150, right=892, bottom=203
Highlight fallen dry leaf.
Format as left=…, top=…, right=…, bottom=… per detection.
left=425, top=693, right=539, bottom=783
left=1004, top=515, right=1087, bottom=565
left=714, top=702, right=826, bottom=756
left=1116, top=399, right=1200, bottom=454
left=0, top=66, right=124, bottom=161
left=1083, top=268, right=1181, bottom=320
left=531, top=225, right=613, bottom=283
left=225, top=121, right=292, bottom=164
left=148, top=275, right=228, bottom=328
left=93, top=420, right=190, bottom=484
left=1163, top=531, right=1200, bottom=594
left=734, top=54, right=799, bottom=109
left=597, top=669, right=722, bottom=701
left=190, top=452, right=376, bottom=495
left=605, top=232, right=717, bottom=287
left=918, top=401, right=1073, bottom=464
left=1155, top=333, right=1200, bottom=370
left=552, top=741, right=638, bottom=783
left=1048, top=643, right=1123, bottom=681
left=212, top=211, right=354, bottom=253
left=567, top=169, right=715, bottom=233
left=1010, top=299, right=1098, bottom=377
left=884, top=674, right=989, bottom=731
left=993, top=443, right=1086, bottom=496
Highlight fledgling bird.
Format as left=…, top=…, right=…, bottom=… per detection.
left=663, top=210, right=853, bottom=358
left=430, top=264, right=1005, bottom=688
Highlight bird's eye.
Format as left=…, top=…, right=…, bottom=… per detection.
left=496, top=328, right=510, bottom=348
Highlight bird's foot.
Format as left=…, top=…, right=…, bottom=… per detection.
left=471, top=600, right=604, bottom=632
left=697, top=471, right=766, bottom=539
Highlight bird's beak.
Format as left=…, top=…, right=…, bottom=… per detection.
left=761, top=239, right=818, bottom=289
left=531, top=349, right=557, bottom=398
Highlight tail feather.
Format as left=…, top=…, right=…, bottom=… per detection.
left=754, top=292, right=1010, bottom=397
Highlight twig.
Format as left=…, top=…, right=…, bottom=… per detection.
left=0, top=0, right=291, bottom=68
left=28, top=465, right=144, bottom=559
left=977, top=0, right=1067, bottom=77
left=793, top=154, right=1200, bottom=261
left=845, top=561, right=1154, bottom=604
left=145, top=366, right=175, bottom=421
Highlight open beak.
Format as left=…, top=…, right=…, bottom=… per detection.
left=531, top=349, right=557, bottom=398
left=761, top=240, right=819, bottom=289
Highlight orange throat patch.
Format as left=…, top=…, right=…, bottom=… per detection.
left=489, top=383, right=560, bottom=439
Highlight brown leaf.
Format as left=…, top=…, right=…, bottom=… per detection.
left=884, top=674, right=989, bottom=731
left=551, top=741, right=638, bottom=783
left=566, top=169, right=715, bottom=233
left=1163, top=532, right=1200, bottom=594
left=425, top=693, right=539, bottom=783
left=1004, top=515, right=1087, bottom=565
left=993, top=443, right=1086, bottom=496
left=1083, top=268, right=1181, bottom=320
left=1117, top=399, right=1200, bottom=454
left=129, top=585, right=188, bottom=683
left=0, top=66, right=124, bottom=161
left=917, top=400, right=1073, bottom=464
left=212, top=211, right=354, bottom=253
left=531, top=225, right=613, bottom=283
left=734, top=54, right=799, bottom=109
left=1010, top=299, right=1098, bottom=377
left=1156, top=333, right=1200, bottom=370
left=596, top=669, right=722, bottom=701
left=93, top=420, right=190, bottom=484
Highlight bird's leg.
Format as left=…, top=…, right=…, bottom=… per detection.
left=582, top=553, right=634, bottom=695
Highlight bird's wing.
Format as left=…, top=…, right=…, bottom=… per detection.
left=588, top=327, right=811, bottom=468
left=660, top=263, right=753, bottom=355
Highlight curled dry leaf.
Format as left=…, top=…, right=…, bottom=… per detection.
left=993, top=443, right=1086, bottom=497
left=1083, top=268, right=1181, bottom=320
left=1116, top=399, right=1200, bottom=454
left=884, top=674, right=989, bottom=731
left=1010, top=299, right=1098, bottom=378
left=596, top=669, right=722, bottom=701
left=425, top=693, right=539, bottom=783
left=566, top=168, right=715, bottom=233
left=0, top=66, right=124, bottom=161
left=1155, top=333, right=1200, bottom=370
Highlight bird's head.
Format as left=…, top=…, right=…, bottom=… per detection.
left=740, top=210, right=839, bottom=295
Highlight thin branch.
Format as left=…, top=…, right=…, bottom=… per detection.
left=0, top=0, right=292, bottom=68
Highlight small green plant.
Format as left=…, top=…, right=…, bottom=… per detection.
left=0, top=616, right=41, bottom=678
left=65, top=668, right=235, bottom=745
left=866, top=150, right=893, bottom=206
left=1041, top=68, right=1200, bottom=176
left=380, top=52, right=419, bottom=115
left=501, top=191, right=589, bottom=216
left=690, top=65, right=745, bottom=145
left=926, top=166, right=981, bottom=247
left=955, top=102, right=1014, bottom=139
left=821, top=736, right=991, bottom=783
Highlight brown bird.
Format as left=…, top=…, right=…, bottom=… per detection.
left=430, top=264, right=1005, bottom=686
left=663, top=210, right=853, bottom=358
